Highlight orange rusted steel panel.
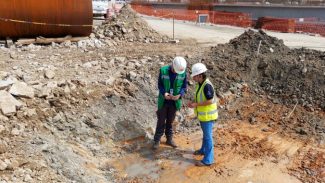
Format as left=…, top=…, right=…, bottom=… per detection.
left=0, top=0, right=93, bottom=38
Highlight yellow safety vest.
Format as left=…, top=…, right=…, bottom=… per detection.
left=194, top=79, right=218, bottom=122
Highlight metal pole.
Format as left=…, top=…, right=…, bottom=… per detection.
left=173, top=12, right=175, bottom=40
left=257, top=40, right=261, bottom=54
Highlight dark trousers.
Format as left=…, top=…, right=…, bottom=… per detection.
left=153, top=103, right=177, bottom=142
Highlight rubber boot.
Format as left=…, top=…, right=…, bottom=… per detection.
left=152, top=141, right=160, bottom=150
left=166, top=137, right=177, bottom=148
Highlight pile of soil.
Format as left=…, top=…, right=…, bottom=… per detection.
left=204, top=29, right=325, bottom=111
left=94, top=5, right=169, bottom=43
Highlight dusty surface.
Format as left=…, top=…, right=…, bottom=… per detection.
left=143, top=15, right=325, bottom=51
left=111, top=89, right=325, bottom=183
left=0, top=5, right=323, bottom=183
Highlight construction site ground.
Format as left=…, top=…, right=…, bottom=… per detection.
left=0, top=6, right=324, bottom=183
left=143, top=15, right=325, bottom=51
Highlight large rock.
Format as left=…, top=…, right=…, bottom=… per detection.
left=9, top=82, right=35, bottom=98
left=0, top=71, right=8, bottom=80
left=0, top=115, right=8, bottom=122
left=38, top=87, right=52, bottom=98
left=44, top=69, right=55, bottom=79
left=0, top=101, right=15, bottom=116
left=0, top=140, right=8, bottom=154
left=115, top=57, right=126, bottom=63
left=82, top=62, right=92, bottom=68
left=0, top=80, right=14, bottom=90
left=114, top=119, right=147, bottom=141
left=0, top=160, right=7, bottom=170
left=47, top=81, right=58, bottom=88
left=0, top=91, right=22, bottom=116
left=25, top=108, right=37, bottom=117
left=128, top=71, right=137, bottom=81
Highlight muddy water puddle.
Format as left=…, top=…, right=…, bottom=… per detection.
left=109, top=122, right=318, bottom=182
left=112, top=142, right=197, bottom=182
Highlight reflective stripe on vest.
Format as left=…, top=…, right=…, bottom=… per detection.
left=197, top=109, right=218, bottom=116
left=161, top=75, right=170, bottom=80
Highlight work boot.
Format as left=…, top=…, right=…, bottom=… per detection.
left=152, top=141, right=160, bottom=150
left=166, top=138, right=177, bottom=148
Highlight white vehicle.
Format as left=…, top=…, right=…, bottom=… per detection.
left=93, top=0, right=109, bottom=17
left=115, top=0, right=127, bottom=5
left=93, top=0, right=127, bottom=18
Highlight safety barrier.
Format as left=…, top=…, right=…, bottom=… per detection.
left=131, top=4, right=325, bottom=36
left=209, top=11, right=252, bottom=28
left=131, top=4, right=251, bottom=27
left=131, top=4, right=209, bottom=22
left=256, top=17, right=325, bottom=36
left=256, top=17, right=295, bottom=33
left=295, top=22, right=325, bottom=36
left=131, top=4, right=155, bottom=16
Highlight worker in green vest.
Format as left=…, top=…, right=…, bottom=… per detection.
left=187, top=63, right=218, bottom=166
left=152, top=56, right=187, bottom=150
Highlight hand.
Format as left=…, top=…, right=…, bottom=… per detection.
left=164, top=93, right=172, bottom=100
left=171, top=94, right=181, bottom=101
left=187, top=102, right=198, bottom=108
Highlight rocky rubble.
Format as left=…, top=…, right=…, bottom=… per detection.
left=93, top=5, right=169, bottom=43
left=204, top=29, right=325, bottom=111
left=202, top=29, right=325, bottom=142
left=0, top=38, right=183, bottom=182
left=0, top=4, right=234, bottom=182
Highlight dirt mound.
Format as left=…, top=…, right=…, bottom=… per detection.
left=228, top=29, right=290, bottom=54
left=204, top=29, right=325, bottom=111
left=94, top=5, right=169, bottom=43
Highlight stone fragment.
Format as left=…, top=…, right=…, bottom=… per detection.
left=44, top=69, right=55, bottom=79
left=0, top=90, right=23, bottom=116
left=0, top=80, right=14, bottom=90
left=9, top=82, right=34, bottom=98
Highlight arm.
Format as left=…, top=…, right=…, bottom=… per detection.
left=158, top=70, right=165, bottom=95
left=197, top=99, right=214, bottom=106
left=188, top=99, right=213, bottom=108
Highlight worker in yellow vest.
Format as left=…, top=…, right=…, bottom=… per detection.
left=187, top=63, right=218, bottom=166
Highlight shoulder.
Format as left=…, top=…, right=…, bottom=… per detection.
left=161, top=65, right=170, bottom=70
left=203, top=83, right=214, bottom=98
left=204, top=81, right=214, bottom=94
left=160, top=65, right=170, bottom=73
left=204, top=83, right=214, bottom=90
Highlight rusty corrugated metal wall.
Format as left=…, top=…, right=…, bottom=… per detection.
left=0, top=0, right=93, bottom=38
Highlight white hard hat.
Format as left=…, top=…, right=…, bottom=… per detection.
left=172, top=56, right=187, bottom=74
left=191, top=63, right=207, bottom=77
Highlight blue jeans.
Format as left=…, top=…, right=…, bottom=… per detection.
left=198, top=121, right=215, bottom=165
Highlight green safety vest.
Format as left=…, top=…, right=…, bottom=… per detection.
left=157, top=65, right=186, bottom=110
left=194, top=79, right=218, bottom=122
